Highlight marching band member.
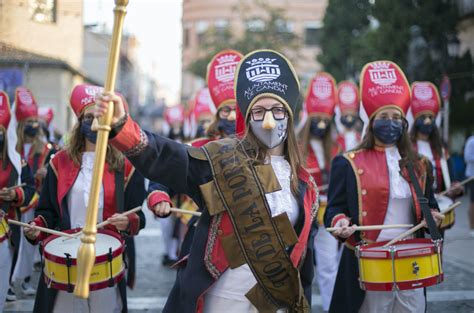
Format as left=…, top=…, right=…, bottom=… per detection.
left=147, top=49, right=243, bottom=262
left=24, top=84, right=146, bottom=313
left=0, top=91, right=35, bottom=309
left=325, top=61, right=443, bottom=313
left=97, top=49, right=319, bottom=313
left=12, top=87, right=54, bottom=297
left=299, top=72, right=341, bottom=312
left=38, top=106, right=58, bottom=146
left=410, top=81, right=463, bottom=229
left=336, top=81, right=362, bottom=152
left=190, top=88, right=214, bottom=139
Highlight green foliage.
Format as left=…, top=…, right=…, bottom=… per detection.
left=318, top=0, right=474, bottom=130
left=187, top=0, right=301, bottom=79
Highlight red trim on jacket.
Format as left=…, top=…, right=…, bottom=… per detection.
left=51, top=150, right=135, bottom=233
left=110, top=116, right=142, bottom=152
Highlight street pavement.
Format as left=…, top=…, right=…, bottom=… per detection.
left=4, top=195, right=474, bottom=312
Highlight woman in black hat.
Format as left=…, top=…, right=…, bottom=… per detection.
left=96, top=50, right=319, bottom=313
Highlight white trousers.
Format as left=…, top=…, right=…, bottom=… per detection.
left=159, top=217, right=178, bottom=259
left=12, top=209, right=35, bottom=282
left=0, top=241, right=13, bottom=312
left=203, top=294, right=288, bottom=313
left=359, top=289, right=425, bottom=313
left=53, top=286, right=122, bottom=313
left=314, top=227, right=341, bottom=311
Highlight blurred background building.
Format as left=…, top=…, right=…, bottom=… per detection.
left=181, top=0, right=328, bottom=102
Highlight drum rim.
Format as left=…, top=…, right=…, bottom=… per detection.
left=358, top=238, right=439, bottom=259
left=360, top=273, right=444, bottom=291
left=42, top=229, right=125, bottom=265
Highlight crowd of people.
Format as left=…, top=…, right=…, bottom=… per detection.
left=0, top=48, right=472, bottom=313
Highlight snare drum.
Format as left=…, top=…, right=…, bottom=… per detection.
left=42, top=229, right=125, bottom=292
left=0, top=218, right=9, bottom=243
left=435, top=194, right=455, bottom=229
left=356, top=238, right=443, bottom=291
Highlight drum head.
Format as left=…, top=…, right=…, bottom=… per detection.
left=44, top=233, right=122, bottom=258
left=435, top=194, right=453, bottom=213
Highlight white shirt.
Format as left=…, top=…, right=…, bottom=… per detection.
left=343, top=130, right=359, bottom=151
left=67, top=152, right=104, bottom=229
left=207, top=155, right=299, bottom=301
left=377, top=147, right=414, bottom=242
left=465, top=136, right=474, bottom=177
left=310, top=139, right=325, bottom=169
left=416, top=139, right=438, bottom=188
left=23, top=143, right=32, bottom=159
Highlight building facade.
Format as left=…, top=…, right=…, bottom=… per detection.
left=181, top=0, right=328, bottom=101
left=0, top=0, right=85, bottom=133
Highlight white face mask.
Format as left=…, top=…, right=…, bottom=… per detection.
left=249, top=117, right=288, bottom=149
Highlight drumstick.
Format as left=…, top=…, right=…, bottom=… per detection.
left=170, top=208, right=202, bottom=217
left=326, top=224, right=413, bottom=232
left=383, top=201, right=462, bottom=247
left=66, top=206, right=143, bottom=240
left=8, top=219, right=75, bottom=238
left=2, top=183, right=27, bottom=191
left=438, top=177, right=474, bottom=196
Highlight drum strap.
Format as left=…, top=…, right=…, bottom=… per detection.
left=404, top=161, right=442, bottom=240
left=115, top=169, right=124, bottom=214
left=1, top=164, right=18, bottom=213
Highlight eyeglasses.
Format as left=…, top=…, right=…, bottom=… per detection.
left=218, top=106, right=235, bottom=118
left=250, top=107, right=288, bottom=121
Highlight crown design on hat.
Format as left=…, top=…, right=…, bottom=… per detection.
left=207, top=49, right=242, bottom=109
left=337, top=81, right=359, bottom=114
left=360, top=60, right=410, bottom=119
left=245, top=58, right=280, bottom=82
left=411, top=81, right=440, bottom=118
left=70, top=84, right=127, bottom=117
left=0, top=91, right=11, bottom=129
left=14, top=87, right=38, bottom=122
left=304, top=72, right=337, bottom=117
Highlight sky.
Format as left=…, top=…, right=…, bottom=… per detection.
left=83, top=0, right=183, bottom=105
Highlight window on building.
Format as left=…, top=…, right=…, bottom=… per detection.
left=246, top=19, right=265, bottom=32
left=304, top=21, right=323, bottom=47
left=29, top=0, right=56, bottom=23
left=196, top=20, right=209, bottom=45
left=275, top=19, right=294, bottom=33
left=183, top=27, right=191, bottom=48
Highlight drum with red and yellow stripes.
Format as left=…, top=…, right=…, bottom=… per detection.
left=356, top=238, right=443, bottom=291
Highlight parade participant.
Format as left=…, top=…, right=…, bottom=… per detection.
left=325, top=61, right=444, bottom=313
left=336, top=81, right=361, bottom=152
left=97, top=49, right=319, bottom=313
left=11, top=87, right=54, bottom=297
left=465, top=134, right=474, bottom=237
left=410, top=81, right=463, bottom=202
left=38, top=106, right=57, bottom=146
left=23, top=84, right=146, bottom=313
left=299, top=72, right=340, bottom=312
left=147, top=49, right=243, bottom=262
left=164, top=104, right=185, bottom=142
left=0, top=91, right=35, bottom=309
left=190, top=88, right=215, bottom=139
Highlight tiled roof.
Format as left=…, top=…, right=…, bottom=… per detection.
left=0, top=42, right=98, bottom=84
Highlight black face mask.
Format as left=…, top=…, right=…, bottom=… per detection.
left=341, top=114, right=357, bottom=129
left=309, top=118, right=328, bottom=138
left=217, top=119, right=235, bottom=136
left=80, top=119, right=97, bottom=144
left=0, top=132, right=4, bottom=150
left=24, top=124, right=39, bottom=138
left=196, top=124, right=206, bottom=138
left=415, top=117, right=435, bottom=135
left=373, top=119, right=404, bottom=145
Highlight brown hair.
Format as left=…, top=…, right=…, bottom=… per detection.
left=65, top=119, right=124, bottom=171
left=410, top=123, right=443, bottom=158
left=243, top=117, right=302, bottom=195
left=16, top=119, right=45, bottom=156
left=299, top=117, right=334, bottom=167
